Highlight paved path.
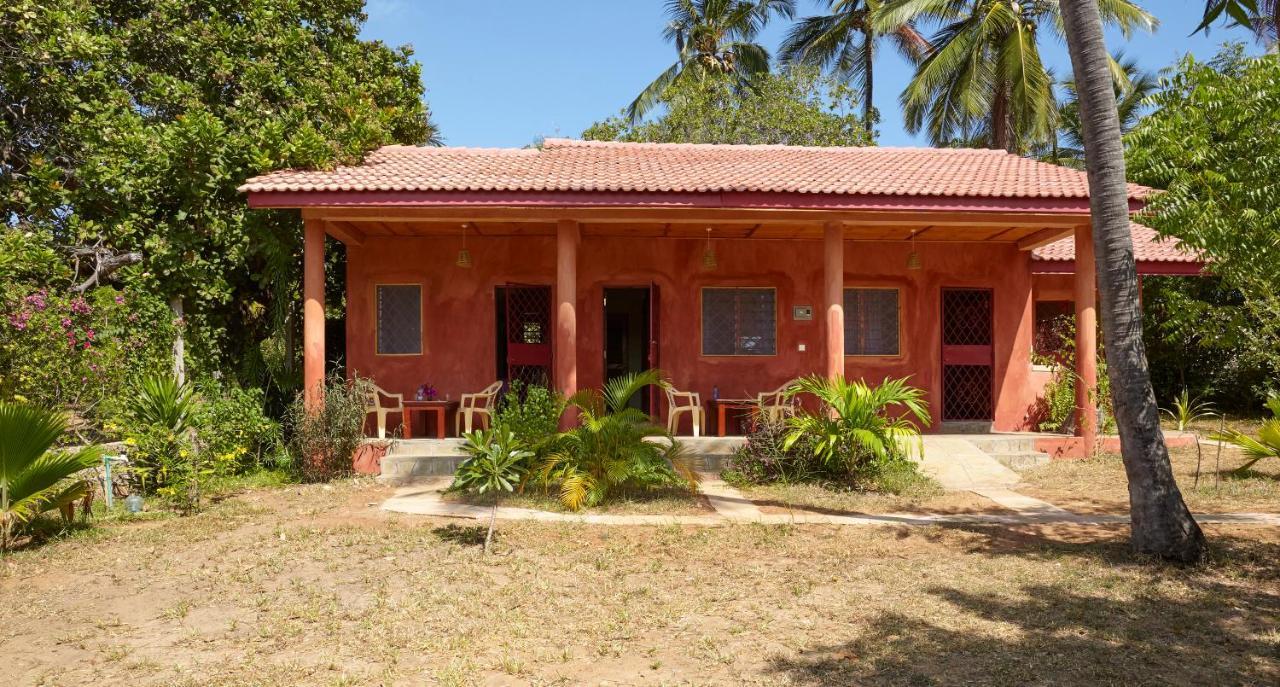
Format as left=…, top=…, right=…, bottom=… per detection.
left=380, top=478, right=1280, bottom=527
left=915, top=436, right=1069, bottom=515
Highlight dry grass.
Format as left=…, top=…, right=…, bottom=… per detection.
left=736, top=480, right=1008, bottom=515
left=3, top=479, right=1280, bottom=686
left=1020, top=444, right=1280, bottom=514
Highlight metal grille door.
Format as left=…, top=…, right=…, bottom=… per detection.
left=941, top=288, right=994, bottom=421
left=504, top=285, right=551, bottom=388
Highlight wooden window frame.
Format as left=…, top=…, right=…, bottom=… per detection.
left=374, top=283, right=424, bottom=357
left=843, top=286, right=903, bottom=358
left=699, top=286, right=778, bottom=358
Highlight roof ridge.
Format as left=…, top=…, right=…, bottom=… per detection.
left=541, top=137, right=1005, bottom=154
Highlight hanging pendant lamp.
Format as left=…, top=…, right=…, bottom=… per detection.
left=456, top=223, right=473, bottom=268
left=702, top=227, right=717, bottom=269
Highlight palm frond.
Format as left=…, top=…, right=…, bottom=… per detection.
left=0, top=402, right=68, bottom=488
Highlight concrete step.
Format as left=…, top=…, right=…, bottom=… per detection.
left=959, top=435, right=1039, bottom=454
left=938, top=421, right=994, bottom=434
left=989, top=452, right=1051, bottom=471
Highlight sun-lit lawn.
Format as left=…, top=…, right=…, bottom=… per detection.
left=734, top=478, right=1007, bottom=515
left=442, top=485, right=713, bottom=515
left=1020, top=444, right=1280, bottom=514
left=3, top=479, right=1279, bottom=686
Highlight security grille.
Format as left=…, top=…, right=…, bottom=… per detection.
left=941, top=288, right=994, bottom=421
left=701, top=288, right=776, bottom=356
left=504, top=285, right=552, bottom=388
left=376, top=285, right=421, bottom=355
left=844, top=288, right=899, bottom=356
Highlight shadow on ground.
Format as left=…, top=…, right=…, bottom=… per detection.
left=767, top=529, right=1280, bottom=685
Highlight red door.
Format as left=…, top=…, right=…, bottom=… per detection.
left=504, top=284, right=552, bottom=388
left=940, top=288, right=994, bottom=421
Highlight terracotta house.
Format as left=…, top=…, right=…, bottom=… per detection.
left=239, top=139, right=1200, bottom=451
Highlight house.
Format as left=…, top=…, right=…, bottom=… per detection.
left=239, top=139, right=1201, bottom=454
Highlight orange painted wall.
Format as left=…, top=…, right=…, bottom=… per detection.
left=345, top=235, right=1045, bottom=432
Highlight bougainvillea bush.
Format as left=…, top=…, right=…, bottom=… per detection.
left=0, top=283, right=177, bottom=435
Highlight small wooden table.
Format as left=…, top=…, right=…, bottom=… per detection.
left=710, top=398, right=758, bottom=437
left=402, top=400, right=459, bottom=439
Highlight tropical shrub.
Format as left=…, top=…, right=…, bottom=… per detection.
left=723, top=408, right=821, bottom=485
left=287, top=373, right=371, bottom=482
left=450, top=429, right=532, bottom=553
left=0, top=402, right=101, bottom=550
left=1035, top=320, right=1115, bottom=433
left=1211, top=393, right=1280, bottom=475
left=121, top=374, right=203, bottom=511
left=492, top=381, right=563, bottom=457
left=195, top=382, right=283, bottom=474
left=1161, top=388, right=1217, bottom=432
left=537, top=370, right=697, bottom=511
left=783, top=375, right=931, bottom=478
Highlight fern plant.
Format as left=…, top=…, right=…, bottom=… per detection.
left=1211, top=394, right=1280, bottom=475
left=782, top=375, right=930, bottom=475
left=538, top=369, right=698, bottom=511
left=0, top=402, right=101, bottom=550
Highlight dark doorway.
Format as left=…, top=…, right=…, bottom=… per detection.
left=941, top=288, right=994, bottom=421
left=603, top=288, right=652, bottom=413
left=494, top=284, right=552, bottom=389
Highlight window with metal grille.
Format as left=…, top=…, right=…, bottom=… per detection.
left=701, top=288, right=776, bottom=356
left=1033, top=300, right=1074, bottom=360
left=844, top=288, right=900, bottom=356
left=376, top=284, right=422, bottom=355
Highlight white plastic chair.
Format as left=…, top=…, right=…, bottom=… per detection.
left=456, top=381, right=503, bottom=434
left=364, top=384, right=404, bottom=439
left=756, top=383, right=795, bottom=424
left=665, top=386, right=705, bottom=437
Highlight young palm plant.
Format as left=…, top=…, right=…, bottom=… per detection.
left=1160, top=388, right=1217, bottom=486
left=1210, top=394, right=1280, bottom=476
left=782, top=375, right=930, bottom=475
left=131, top=373, right=198, bottom=434
left=0, top=402, right=102, bottom=551
left=451, top=430, right=532, bottom=554
left=539, top=369, right=698, bottom=511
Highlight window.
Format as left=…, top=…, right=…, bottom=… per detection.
left=844, top=288, right=900, bottom=356
left=1033, top=300, right=1074, bottom=360
left=701, top=288, right=776, bottom=356
left=376, top=284, right=422, bottom=355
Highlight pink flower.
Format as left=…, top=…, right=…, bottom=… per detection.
left=114, top=295, right=125, bottom=305
left=86, top=329, right=95, bottom=340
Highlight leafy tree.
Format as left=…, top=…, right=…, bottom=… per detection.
left=450, top=430, right=532, bottom=554
left=628, top=0, right=795, bottom=122
left=873, top=0, right=1156, bottom=152
left=1057, top=0, right=1204, bottom=563
left=587, top=68, right=872, bottom=146
left=779, top=0, right=928, bottom=131
left=1, top=0, right=437, bottom=397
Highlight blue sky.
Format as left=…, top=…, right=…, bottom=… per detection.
left=361, top=1, right=1256, bottom=148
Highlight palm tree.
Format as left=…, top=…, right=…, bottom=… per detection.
left=0, top=402, right=101, bottom=550
left=779, top=0, right=929, bottom=131
left=783, top=375, right=930, bottom=472
left=628, top=0, right=796, bottom=123
left=1198, top=0, right=1278, bottom=47
left=1039, top=52, right=1157, bottom=168
left=1057, top=0, right=1205, bottom=563
left=874, top=0, right=1156, bottom=152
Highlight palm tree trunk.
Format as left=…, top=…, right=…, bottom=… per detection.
left=862, top=27, right=875, bottom=132
left=990, top=85, right=1009, bottom=150
left=1058, top=0, right=1205, bottom=563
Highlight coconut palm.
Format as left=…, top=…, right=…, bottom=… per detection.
left=1198, top=0, right=1278, bottom=47
left=874, top=0, right=1157, bottom=152
left=1039, top=52, right=1157, bottom=168
left=1211, top=394, right=1280, bottom=475
left=779, top=0, right=929, bottom=130
left=628, top=0, right=796, bottom=123
left=538, top=369, right=698, bottom=511
left=1057, top=0, right=1204, bottom=562
left=0, top=402, right=101, bottom=550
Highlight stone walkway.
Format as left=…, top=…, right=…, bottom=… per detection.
left=380, top=475, right=1280, bottom=528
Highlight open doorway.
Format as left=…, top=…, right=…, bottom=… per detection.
left=603, top=287, right=652, bottom=413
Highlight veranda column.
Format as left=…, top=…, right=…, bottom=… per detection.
left=1074, top=224, right=1098, bottom=454
left=303, top=218, right=326, bottom=412
left=555, top=220, right=579, bottom=405
left=823, top=221, right=845, bottom=380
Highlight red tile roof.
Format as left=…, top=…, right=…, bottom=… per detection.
left=239, top=138, right=1153, bottom=201
left=1032, top=222, right=1200, bottom=264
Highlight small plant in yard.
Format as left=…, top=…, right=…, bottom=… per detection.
left=287, top=372, right=371, bottom=482
left=1161, top=388, right=1218, bottom=486
left=1035, top=321, right=1114, bottom=433
left=783, top=375, right=930, bottom=479
left=538, top=369, right=697, bottom=511
left=0, top=401, right=101, bottom=550
left=723, top=409, right=819, bottom=485
left=492, top=380, right=563, bottom=457
left=123, top=373, right=204, bottom=512
left=449, top=429, right=531, bottom=553
left=1211, top=393, right=1280, bottom=475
